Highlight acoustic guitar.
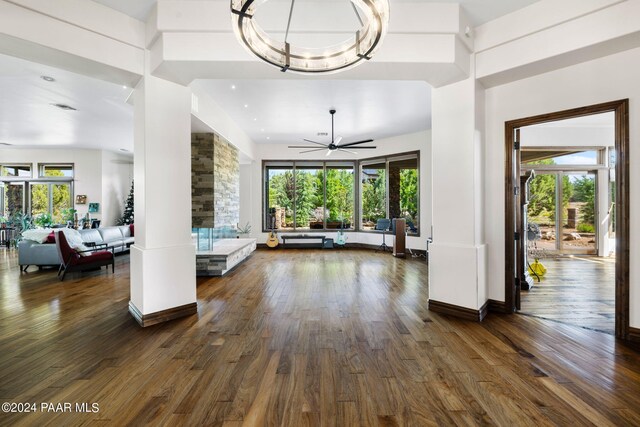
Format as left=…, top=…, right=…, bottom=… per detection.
left=266, top=230, right=279, bottom=248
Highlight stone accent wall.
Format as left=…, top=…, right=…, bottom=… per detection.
left=191, top=133, right=239, bottom=228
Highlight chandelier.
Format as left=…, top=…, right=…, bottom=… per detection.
left=230, top=0, right=390, bottom=74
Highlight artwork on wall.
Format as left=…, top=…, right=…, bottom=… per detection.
left=88, top=203, right=100, bottom=213
left=76, top=195, right=87, bottom=204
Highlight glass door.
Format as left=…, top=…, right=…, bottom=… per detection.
left=527, top=172, right=558, bottom=252
left=526, top=171, right=597, bottom=255
left=561, top=171, right=596, bottom=254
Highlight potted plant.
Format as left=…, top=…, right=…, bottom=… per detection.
left=61, top=208, right=77, bottom=225
left=8, top=212, right=32, bottom=247
left=0, top=215, right=7, bottom=229
left=33, top=212, right=53, bottom=229
left=237, top=222, right=251, bottom=238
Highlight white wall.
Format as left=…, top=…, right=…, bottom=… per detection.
left=484, top=46, right=640, bottom=326
left=101, top=151, right=133, bottom=226
left=243, top=130, right=432, bottom=250
left=0, top=147, right=133, bottom=224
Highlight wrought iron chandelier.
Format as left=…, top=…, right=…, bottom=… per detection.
left=230, top=0, right=390, bottom=74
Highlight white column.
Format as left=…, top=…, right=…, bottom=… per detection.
left=129, top=54, right=196, bottom=326
left=429, top=57, right=488, bottom=315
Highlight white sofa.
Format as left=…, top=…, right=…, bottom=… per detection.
left=18, top=226, right=134, bottom=271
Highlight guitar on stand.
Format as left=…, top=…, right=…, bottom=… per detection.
left=266, top=229, right=279, bottom=248
left=266, top=214, right=279, bottom=248
left=335, top=220, right=347, bottom=247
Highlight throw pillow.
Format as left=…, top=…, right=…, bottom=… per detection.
left=74, top=243, right=94, bottom=257
left=46, top=232, right=55, bottom=244
left=22, top=229, right=55, bottom=244
left=129, top=223, right=134, bottom=237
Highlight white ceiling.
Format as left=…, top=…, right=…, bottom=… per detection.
left=91, top=0, right=540, bottom=26
left=192, top=79, right=430, bottom=145
left=0, top=0, right=543, bottom=154
left=0, top=53, right=133, bottom=152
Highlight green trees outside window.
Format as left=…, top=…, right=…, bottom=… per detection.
left=361, top=165, right=386, bottom=229
left=265, top=154, right=419, bottom=233
left=266, top=163, right=355, bottom=230
left=30, top=169, right=72, bottom=225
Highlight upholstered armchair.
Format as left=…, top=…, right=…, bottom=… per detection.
left=55, top=231, right=115, bottom=281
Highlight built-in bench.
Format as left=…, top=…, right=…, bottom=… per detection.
left=281, top=234, right=326, bottom=248
left=195, top=238, right=256, bottom=276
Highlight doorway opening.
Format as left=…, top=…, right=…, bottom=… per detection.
left=504, top=100, right=629, bottom=339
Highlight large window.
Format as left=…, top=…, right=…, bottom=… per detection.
left=360, top=161, right=386, bottom=229
left=265, top=161, right=355, bottom=231
left=360, top=153, right=420, bottom=234
left=263, top=154, right=419, bottom=233
left=30, top=182, right=72, bottom=224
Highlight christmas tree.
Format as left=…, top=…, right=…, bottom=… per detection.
left=117, top=181, right=134, bottom=225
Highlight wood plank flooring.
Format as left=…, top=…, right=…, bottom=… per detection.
left=1, top=248, right=639, bottom=426
left=520, top=256, right=615, bottom=335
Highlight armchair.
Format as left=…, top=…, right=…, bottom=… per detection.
left=55, top=230, right=114, bottom=281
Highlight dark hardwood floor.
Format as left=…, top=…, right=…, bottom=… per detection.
left=1, top=248, right=639, bottom=426
left=520, top=256, right=615, bottom=335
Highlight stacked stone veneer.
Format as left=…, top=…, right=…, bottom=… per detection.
left=191, top=132, right=240, bottom=228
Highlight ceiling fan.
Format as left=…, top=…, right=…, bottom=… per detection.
left=288, top=109, right=377, bottom=156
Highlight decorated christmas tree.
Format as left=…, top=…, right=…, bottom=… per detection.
left=117, top=181, right=134, bottom=225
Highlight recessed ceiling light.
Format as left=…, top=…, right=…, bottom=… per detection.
left=253, top=118, right=257, bottom=121
left=266, top=136, right=270, bottom=140
left=40, top=75, right=55, bottom=82
left=51, top=103, right=77, bottom=111
left=244, top=104, right=248, bottom=108
left=260, top=128, right=264, bottom=132
left=122, top=85, right=127, bottom=89
left=231, top=85, right=236, bottom=90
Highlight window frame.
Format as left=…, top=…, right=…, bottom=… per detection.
left=29, top=181, right=74, bottom=223
left=0, top=163, right=32, bottom=179
left=262, top=151, right=420, bottom=236
left=358, top=151, right=420, bottom=236
left=38, top=163, right=75, bottom=179
left=263, top=160, right=356, bottom=232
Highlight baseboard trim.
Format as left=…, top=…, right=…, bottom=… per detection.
left=429, top=299, right=489, bottom=322
left=128, top=301, right=197, bottom=327
left=628, top=327, right=640, bottom=343
left=488, top=299, right=509, bottom=314
left=256, top=242, right=427, bottom=256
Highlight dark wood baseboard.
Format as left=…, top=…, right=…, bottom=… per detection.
left=429, top=299, right=489, bottom=322
left=488, top=299, right=509, bottom=314
left=628, top=327, right=640, bottom=343
left=257, top=242, right=427, bottom=257
left=128, top=301, right=197, bottom=327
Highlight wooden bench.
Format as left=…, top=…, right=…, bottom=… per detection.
left=281, top=234, right=326, bottom=248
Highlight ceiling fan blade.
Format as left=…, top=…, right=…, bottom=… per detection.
left=334, top=136, right=343, bottom=146
left=303, top=139, right=328, bottom=147
left=340, top=139, right=374, bottom=147
left=338, top=148, right=358, bottom=155
left=289, top=145, right=328, bottom=148
left=326, top=149, right=333, bottom=157
left=300, top=148, right=327, bottom=154
left=345, top=146, right=376, bottom=149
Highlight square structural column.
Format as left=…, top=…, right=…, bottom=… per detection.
left=129, top=58, right=196, bottom=327
left=429, top=57, right=488, bottom=321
